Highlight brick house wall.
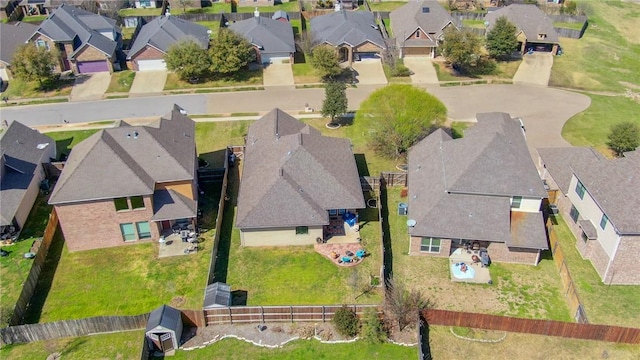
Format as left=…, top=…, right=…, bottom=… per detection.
left=409, top=236, right=452, bottom=258
left=485, top=242, right=539, bottom=265
left=29, top=34, right=65, bottom=72
left=608, top=235, right=640, bottom=284
left=405, top=29, right=430, bottom=41
left=55, top=195, right=159, bottom=252
left=73, top=44, right=114, bottom=73
left=129, top=45, right=165, bottom=71
left=354, top=41, right=383, bottom=54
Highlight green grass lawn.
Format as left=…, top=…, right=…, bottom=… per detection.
left=236, top=2, right=300, bottom=13
left=195, top=21, right=221, bottom=36
left=20, top=15, right=47, bottom=23
left=46, top=129, right=101, bottom=158
left=553, top=21, right=584, bottom=31
left=118, top=8, right=162, bottom=16
left=382, top=18, right=392, bottom=37
left=551, top=215, right=640, bottom=328
left=1, top=78, right=73, bottom=99
left=367, top=1, right=406, bottom=11
left=171, top=3, right=232, bottom=14
left=292, top=63, right=321, bottom=84
left=561, top=94, right=640, bottom=155
left=386, top=187, right=572, bottom=321
left=493, top=60, right=521, bottom=79
left=106, top=70, right=135, bottom=93
left=289, top=19, right=303, bottom=37
left=163, top=69, right=263, bottom=90
left=550, top=1, right=640, bottom=92
left=462, top=19, right=487, bottom=29
left=0, top=330, right=144, bottom=359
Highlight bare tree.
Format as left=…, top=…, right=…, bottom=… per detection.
left=385, top=278, right=434, bottom=331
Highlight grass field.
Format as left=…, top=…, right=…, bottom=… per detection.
left=105, top=71, right=135, bottom=93
left=118, top=8, right=162, bottom=17
left=462, top=19, right=486, bottom=29
left=1, top=78, right=73, bottom=99
left=163, top=69, right=263, bottom=90
left=236, top=2, right=299, bottom=13
left=551, top=216, right=640, bottom=328
left=550, top=1, right=640, bottom=92
left=292, top=63, right=321, bottom=84
left=367, top=1, right=406, bottom=11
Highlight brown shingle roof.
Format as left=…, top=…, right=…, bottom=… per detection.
left=236, top=109, right=365, bottom=229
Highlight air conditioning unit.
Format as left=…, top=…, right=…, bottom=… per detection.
left=549, top=204, right=559, bottom=215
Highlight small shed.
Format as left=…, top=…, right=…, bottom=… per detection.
left=145, top=305, right=183, bottom=354
left=203, top=282, right=232, bottom=309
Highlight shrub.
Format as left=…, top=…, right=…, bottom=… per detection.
left=332, top=306, right=360, bottom=337
left=361, top=308, right=386, bottom=344
left=391, top=64, right=411, bottom=77
left=607, top=121, right=640, bottom=156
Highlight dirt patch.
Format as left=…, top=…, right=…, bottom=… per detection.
left=619, top=81, right=640, bottom=90
left=170, top=296, right=186, bottom=308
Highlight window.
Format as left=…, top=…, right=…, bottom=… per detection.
left=130, top=196, right=145, bottom=210
left=511, top=196, right=522, bottom=209
left=600, top=214, right=608, bottom=230
left=420, top=237, right=441, bottom=253
left=136, top=221, right=151, bottom=239
left=569, top=205, right=580, bottom=223
left=329, top=209, right=337, bottom=216
left=114, top=197, right=129, bottom=211
left=139, top=0, right=151, bottom=7
left=575, top=181, right=586, bottom=200
left=35, top=39, right=49, bottom=51
left=338, top=209, right=346, bottom=215
left=295, top=226, right=308, bottom=235
left=120, top=223, right=136, bottom=241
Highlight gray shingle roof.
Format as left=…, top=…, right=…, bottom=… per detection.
left=203, top=282, right=232, bottom=309
left=0, top=22, right=38, bottom=65
left=390, top=1, right=456, bottom=43
left=49, top=105, right=196, bottom=205
left=146, top=304, right=181, bottom=332
left=236, top=109, right=365, bottom=229
left=34, top=3, right=119, bottom=58
left=128, top=15, right=210, bottom=59
left=310, top=10, right=385, bottom=49
left=408, top=113, right=548, bottom=249
left=1, top=121, right=55, bottom=226
left=151, top=189, right=197, bottom=221
left=229, top=16, right=295, bottom=54
left=485, top=4, right=559, bottom=44
left=538, top=147, right=640, bottom=235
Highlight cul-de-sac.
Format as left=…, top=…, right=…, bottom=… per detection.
left=1, top=0, right=639, bottom=358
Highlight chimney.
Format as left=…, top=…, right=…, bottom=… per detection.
left=254, top=7, right=259, bottom=18
left=334, top=1, right=341, bottom=12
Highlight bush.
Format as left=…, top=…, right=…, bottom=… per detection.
left=361, top=308, right=386, bottom=344
left=607, top=121, right=640, bottom=156
left=333, top=306, right=359, bottom=337
left=391, top=64, right=411, bottom=77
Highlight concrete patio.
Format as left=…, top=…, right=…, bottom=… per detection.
left=158, top=231, right=198, bottom=258
left=323, top=218, right=361, bottom=244
left=449, top=247, right=492, bottom=284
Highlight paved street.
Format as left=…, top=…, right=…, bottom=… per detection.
left=1, top=84, right=590, bottom=153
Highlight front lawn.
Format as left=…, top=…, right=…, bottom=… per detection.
left=1, top=78, right=73, bottom=99
left=386, top=187, right=572, bottom=321
left=292, top=63, right=321, bottom=84
left=561, top=94, right=640, bottom=155
left=163, top=69, right=263, bottom=90
left=551, top=215, right=640, bottom=328
left=105, top=70, right=135, bottom=93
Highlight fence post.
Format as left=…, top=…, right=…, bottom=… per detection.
left=290, top=306, right=294, bottom=323
left=228, top=307, right=233, bottom=325
left=322, top=306, right=325, bottom=322
left=261, top=306, right=265, bottom=324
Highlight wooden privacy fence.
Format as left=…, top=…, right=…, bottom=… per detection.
left=10, top=209, right=59, bottom=326
left=423, top=309, right=640, bottom=344
left=381, top=172, right=407, bottom=187
left=0, top=314, right=149, bottom=345
left=204, top=305, right=382, bottom=325
left=547, top=219, right=587, bottom=323
left=206, top=147, right=232, bottom=286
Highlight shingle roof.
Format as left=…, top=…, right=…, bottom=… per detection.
left=34, top=3, right=119, bottom=58
left=203, top=282, right=232, bottom=309
left=390, top=1, right=456, bottom=43
left=229, top=16, right=295, bottom=54
left=1, top=121, right=55, bottom=226
left=236, top=109, right=365, bottom=229
left=128, top=15, right=210, bottom=59
left=146, top=304, right=181, bottom=332
left=408, top=113, right=548, bottom=249
left=0, top=22, right=38, bottom=66
left=49, top=105, right=196, bottom=205
left=538, top=147, right=640, bottom=235
left=310, top=10, right=385, bottom=49
left=485, top=4, right=559, bottom=44
left=151, top=189, right=197, bottom=221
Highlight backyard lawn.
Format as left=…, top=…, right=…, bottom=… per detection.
left=163, top=69, right=263, bottom=90
left=367, top=1, right=406, bottom=11
left=550, top=1, right=640, bottom=92
left=385, top=187, right=572, bottom=321
left=551, top=215, right=640, bottom=328
left=236, top=2, right=299, bottom=13
left=105, top=70, right=135, bottom=93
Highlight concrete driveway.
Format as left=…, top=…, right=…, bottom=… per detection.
left=263, top=63, right=294, bottom=87
left=351, top=59, right=388, bottom=85
left=513, top=52, right=554, bottom=86
left=129, top=70, right=167, bottom=97
left=70, top=72, right=111, bottom=102
left=403, top=57, right=439, bottom=84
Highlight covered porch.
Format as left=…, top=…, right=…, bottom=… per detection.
left=152, top=189, right=199, bottom=258
left=322, top=211, right=361, bottom=244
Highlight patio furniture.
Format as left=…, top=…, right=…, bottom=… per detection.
left=356, top=249, right=366, bottom=259
left=346, top=250, right=354, bottom=257
left=331, top=251, right=339, bottom=259
left=180, top=230, right=189, bottom=242
left=342, top=256, right=352, bottom=263
left=480, top=249, right=491, bottom=267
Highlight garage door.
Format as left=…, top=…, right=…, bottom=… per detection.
left=355, top=52, right=380, bottom=60
left=260, top=54, right=290, bottom=64
left=403, top=47, right=432, bottom=56
left=77, top=60, right=109, bottom=73
left=137, top=59, right=167, bottom=71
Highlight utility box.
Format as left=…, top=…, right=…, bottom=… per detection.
left=398, top=202, right=408, bottom=216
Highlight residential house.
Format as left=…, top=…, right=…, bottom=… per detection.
left=310, top=9, right=386, bottom=64
left=0, top=21, right=38, bottom=80
left=229, top=10, right=295, bottom=64
left=407, top=113, right=549, bottom=265
left=1, top=121, right=56, bottom=238
left=127, top=15, right=210, bottom=71
left=485, top=4, right=560, bottom=54
left=390, top=1, right=457, bottom=58
left=18, top=0, right=101, bottom=18
left=48, top=105, right=198, bottom=252
left=133, top=0, right=162, bottom=9
left=537, top=148, right=640, bottom=285
left=236, top=109, right=365, bottom=246
left=28, top=3, right=121, bottom=73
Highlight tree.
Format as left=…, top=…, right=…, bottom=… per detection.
left=209, top=29, right=254, bottom=75
left=177, top=0, right=194, bottom=14
left=165, top=40, right=211, bottom=81
left=440, top=28, right=482, bottom=73
left=361, top=307, right=386, bottom=344
left=385, top=278, right=433, bottom=331
left=310, top=45, right=342, bottom=79
left=607, top=122, right=640, bottom=157
left=332, top=306, right=359, bottom=337
left=355, top=84, right=447, bottom=159
left=11, top=44, right=58, bottom=87
left=486, top=16, right=518, bottom=60
left=322, top=81, right=347, bottom=125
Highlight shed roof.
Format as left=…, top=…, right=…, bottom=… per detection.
left=146, top=304, right=182, bottom=333
left=203, top=282, right=232, bottom=308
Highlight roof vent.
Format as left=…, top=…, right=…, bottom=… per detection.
left=422, top=7, right=430, bottom=13
left=37, top=143, right=49, bottom=150
left=126, top=133, right=131, bottom=138
left=133, top=131, right=139, bottom=139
